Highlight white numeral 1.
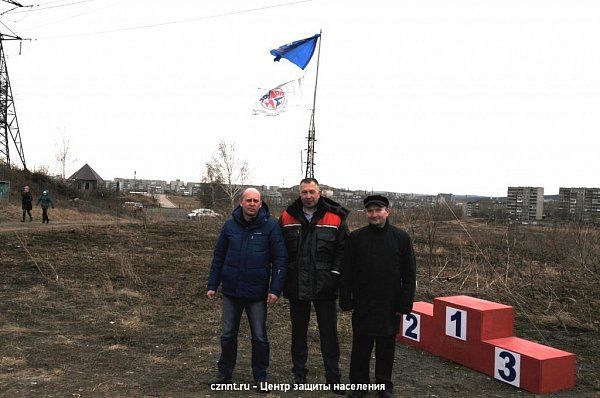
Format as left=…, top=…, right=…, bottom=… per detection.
left=445, top=307, right=467, bottom=340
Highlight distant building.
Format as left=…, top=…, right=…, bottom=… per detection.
left=437, top=193, right=453, bottom=204
left=322, top=189, right=334, bottom=198
left=0, top=180, right=10, bottom=201
left=169, top=179, right=185, bottom=192
left=464, top=202, right=480, bottom=217
left=69, top=164, right=104, bottom=192
left=263, top=189, right=283, bottom=205
left=506, top=186, right=544, bottom=221
left=112, top=177, right=167, bottom=193
left=558, top=187, right=600, bottom=222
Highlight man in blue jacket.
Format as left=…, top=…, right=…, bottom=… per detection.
left=207, top=188, right=287, bottom=392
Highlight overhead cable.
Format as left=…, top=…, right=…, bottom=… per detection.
left=34, top=0, right=311, bottom=40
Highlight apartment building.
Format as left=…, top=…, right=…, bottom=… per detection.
left=558, top=187, right=600, bottom=222
left=506, top=186, right=544, bottom=221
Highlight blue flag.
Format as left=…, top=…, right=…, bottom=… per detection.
left=270, top=34, right=320, bottom=70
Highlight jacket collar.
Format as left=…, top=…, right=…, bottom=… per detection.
left=368, top=219, right=390, bottom=233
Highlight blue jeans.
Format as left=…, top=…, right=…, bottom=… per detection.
left=218, top=294, right=269, bottom=381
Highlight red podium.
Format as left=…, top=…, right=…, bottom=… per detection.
left=397, top=295, right=575, bottom=394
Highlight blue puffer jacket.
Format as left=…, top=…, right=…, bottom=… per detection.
left=207, top=203, right=288, bottom=299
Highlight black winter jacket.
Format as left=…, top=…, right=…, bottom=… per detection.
left=280, top=197, right=349, bottom=301
left=340, top=221, right=416, bottom=336
left=21, top=191, right=33, bottom=210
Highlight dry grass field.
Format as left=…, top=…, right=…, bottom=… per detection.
left=0, top=212, right=598, bottom=397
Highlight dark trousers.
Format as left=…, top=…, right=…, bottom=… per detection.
left=42, top=208, right=49, bottom=223
left=218, top=295, right=269, bottom=382
left=22, top=209, right=32, bottom=221
left=349, top=333, right=396, bottom=392
left=289, top=298, right=340, bottom=382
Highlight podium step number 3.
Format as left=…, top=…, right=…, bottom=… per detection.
left=495, top=347, right=521, bottom=387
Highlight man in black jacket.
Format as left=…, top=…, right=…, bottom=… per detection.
left=280, top=178, right=349, bottom=393
left=340, top=195, right=416, bottom=398
left=21, top=185, right=33, bottom=222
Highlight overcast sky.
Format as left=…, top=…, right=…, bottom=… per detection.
left=2, top=0, right=599, bottom=196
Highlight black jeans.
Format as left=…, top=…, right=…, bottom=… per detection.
left=289, top=298, right=340, bottom=382
left=348, top=333, right=396, bottom=392
left=218, top=295, right=269, bottom=381
left=22, top=209, right=32, bottom=221
left=42, top=208, right=49, bottom=223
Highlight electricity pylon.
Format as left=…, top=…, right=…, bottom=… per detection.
left=0, top=0, right=27, bottom=170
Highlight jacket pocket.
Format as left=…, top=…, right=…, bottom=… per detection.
left=249, top=234, right=268, bottom=253
left=283, top=228, right=300, bottom=257
left=314, top=261, right=337, bottom=295
left=315, top=230, right=336, bottom=262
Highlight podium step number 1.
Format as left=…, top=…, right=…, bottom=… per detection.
left=446, top=307, right=467, bottom=341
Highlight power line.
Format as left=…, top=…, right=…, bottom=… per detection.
left=0, top=17, right=19, bottom=36
left=34, top=0, right=312, bottom=40
left=7, top=0, right=93, bottom=14
left=18, top=0, right=120, bottom=31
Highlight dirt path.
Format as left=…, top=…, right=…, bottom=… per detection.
left=155, top=194, right=177, bottom=209
left=0, top=219, right=139, bottom=234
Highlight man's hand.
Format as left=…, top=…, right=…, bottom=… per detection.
left=267, top=293, right=278, bottom=304
left=207, top=290, right=216, bottom=299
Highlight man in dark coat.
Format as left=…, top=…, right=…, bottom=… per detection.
left=207, top=188, right=288, bottom=392
left=340, top=195, right=416, bottom=398
left=280, top=178, right=349, bottom=393
left=21, top=185, right=33, bottom=222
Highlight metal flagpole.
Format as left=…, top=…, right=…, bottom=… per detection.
left=304, top=30, right=321, bottom=179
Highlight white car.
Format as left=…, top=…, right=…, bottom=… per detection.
left=123, top=201, right=144, bottom=210
left=187, top=208, right=220, bottom=219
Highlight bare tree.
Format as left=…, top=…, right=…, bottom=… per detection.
left=203, top=139, right=250, bottom=210
left=55, top=135, right=75, bottom=180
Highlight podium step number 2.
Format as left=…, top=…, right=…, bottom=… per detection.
left=402, top=313, right=420, bottom=342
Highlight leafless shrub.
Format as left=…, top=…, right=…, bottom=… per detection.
left=14, top=233, right=59, bottom=282
left=119, top=252, right=141, bottom=288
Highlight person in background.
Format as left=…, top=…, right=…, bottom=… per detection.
left=36, top=190, right=55, bottom=224
left=21, top=185, right=33, bottom=222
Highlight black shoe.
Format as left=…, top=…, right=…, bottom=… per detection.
left=21, top=219, right=24, bottom=222
left=253, top=380, right=270, bottom=394
left=293, top=374, right=306, bottom=385
left=329, top=384, right=345, bottom=395
left=210, top=374, right=231, bottom=385
left=327, top=380, right=345, bottom=395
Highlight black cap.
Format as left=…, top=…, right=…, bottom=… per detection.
left=363, top=194, right=389, bottom=208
